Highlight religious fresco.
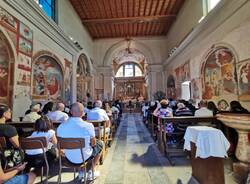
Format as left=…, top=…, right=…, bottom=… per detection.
left=217, top=99, right=229, bottom=111
left=0, top=35, right=9, bottom=100
left=19, top=22, right=33, bottom=41
left=32, top=56, right=63, bottom=101
left=64, top=59, right=72, bottom=105
left=0, top=7, right=18, bottom=33
left=19, top=37, right=32, bottom=56
left=237, top=59, right=250, bottom=101
left=16, top=53, right=31, bottom=86
left=191, top=78, right=200, bottom=99
left=166, top=74, right=176, bottom=99
left=174, top=60, right=190, bottom=98
left=202, top=47, right=237, bottom=100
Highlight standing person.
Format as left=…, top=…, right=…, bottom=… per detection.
left=57, top=103, right=103, bottom=181
left=0, top=105, right=19, bottom=148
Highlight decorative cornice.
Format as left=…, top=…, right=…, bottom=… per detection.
left=3, top=0, right=80, bottom=54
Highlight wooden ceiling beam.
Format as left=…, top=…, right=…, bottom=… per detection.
left=82, top=14, right=176, bottom=24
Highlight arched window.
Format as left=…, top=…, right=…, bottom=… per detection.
left=115, top=63, right=143, bottom=77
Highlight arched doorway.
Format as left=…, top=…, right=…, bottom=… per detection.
left=76, top=54, right=91, bottom=102
left=0, top=31, right=15, bottom=106
left=32, top=52, right=64, bottom=101
left=113, top=47, right=148, bottom=111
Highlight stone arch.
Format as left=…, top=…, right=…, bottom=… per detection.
left=76, top=53, right=93, bottom=102
left=0, top=26, right=17, bottom=107
left=200, top=44, right=238, bottom=101
left=32, top=50, right=64, bottom=101
left=76, top=51, right=93, bottom=76
left=103, top=39, right=154, bottom=67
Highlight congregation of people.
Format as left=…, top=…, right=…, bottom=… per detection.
left=0, top=98, right=122, bottom=184
left=141, top=98, right=249, bottom=147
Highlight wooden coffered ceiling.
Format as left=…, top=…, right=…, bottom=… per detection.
left=69, top=0, right=185, bottom=39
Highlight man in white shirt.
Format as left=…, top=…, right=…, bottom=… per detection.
left=23, top=104, right=41, bottom=122
left=57, top=102, right=103, bottom=179
left=195, top=100, right=214, bottom=127
left=87, top=100, right=110, bottom=136
left=195, top=100, right=213, bottom=117
left=47, top=102, right=68, bottom=122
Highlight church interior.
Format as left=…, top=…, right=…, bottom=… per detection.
left=0, top=0, right=250, bottom=183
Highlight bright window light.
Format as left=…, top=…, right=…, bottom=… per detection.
left=208, top=0, right=221, bottom=12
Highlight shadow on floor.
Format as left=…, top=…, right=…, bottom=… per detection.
left=130, top=144, right=190, bottom=167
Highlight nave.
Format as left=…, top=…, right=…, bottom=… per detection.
left=39, top=113, right=236, bottom=184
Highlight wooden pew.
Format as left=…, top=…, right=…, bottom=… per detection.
left=8, top=121, right=61, bottom=129
left=156, top=116, right=221, bottom=165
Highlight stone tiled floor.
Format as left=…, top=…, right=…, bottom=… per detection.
left=37, top=113, right=237, bottom=184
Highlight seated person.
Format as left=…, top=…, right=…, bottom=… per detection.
left=195, top=100, right=213, bottom=117
left=174, top=103, right=193, bottom=116
left=174, top=103, right=193, bottom=132
left=57, top=103, right=103, bottom=180
left=0, top=159, right=36, bottom=184
left=195, top=100, right=214, bottom=126
left=87, top=100, right=111, bottom=137
left=23, top=104, right=41, bottom=122
left=84, top=101, right=93, bottom=117
left=230, top=101, right=249, bottom=114
left=153, top=99, right=175, bottom=143
left=0, top=105, right=19, bottom=148
left=25, top=116, right=57, bottom=171
left=47, top=102, right=69, bottom=122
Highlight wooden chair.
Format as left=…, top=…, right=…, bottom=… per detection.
left=87, top=120, right=107, bottom=164
left=0, top=136, right=6, bottom=151
left=20, top=137, right=49, bottom=183
left=57, top=137, right=94, bottom=184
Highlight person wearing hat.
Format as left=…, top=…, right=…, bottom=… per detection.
left=23, top=104, right=41, bottom=122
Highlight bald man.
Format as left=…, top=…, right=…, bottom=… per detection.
left=47, top=102, right=68, bottom=122
left=57, top=102, right=103, bottom=180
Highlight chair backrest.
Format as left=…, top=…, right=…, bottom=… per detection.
left=57, top=137, right=85, bottom=150
left=0, top=137, right=6, bottom=150
left=20, top=137, right=48, bottom=150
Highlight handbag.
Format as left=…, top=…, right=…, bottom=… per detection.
left=2, top=148, right=24, bottom=169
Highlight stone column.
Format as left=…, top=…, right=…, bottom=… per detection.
left=147, top=64, right=164, bottom=100
left=96, top=66, right=114, bottom=101
left=71, top=54, right=77, bottom=103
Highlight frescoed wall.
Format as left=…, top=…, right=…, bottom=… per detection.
left=173, top=60, right=190, bottom=98
left=0, top=32, right=10, bottom=102
left=201, top=46, right=238, bottom=107
left=166, top=74, right=176, bottom=99
left=237, top=59, right=250, bottom=101
left=32, top=54, right=63, bottom=101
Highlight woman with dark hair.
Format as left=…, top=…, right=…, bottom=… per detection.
left=41, top=101, right=54, bottom=115
left=207, top=101, right=219, bottom=116
left=25, top=116, right=57, bottom=171
left=0, top=105, right=19, bottom=148
left=230, top=101, right=249, bottom=113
